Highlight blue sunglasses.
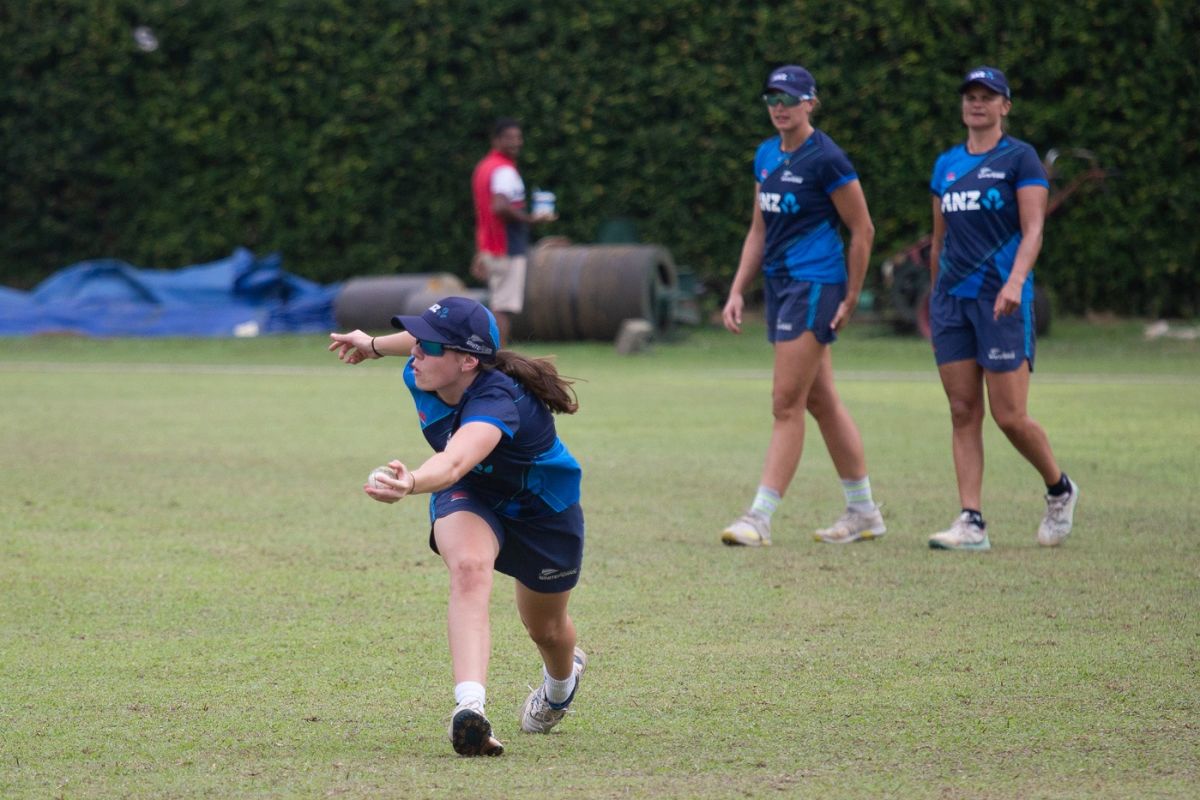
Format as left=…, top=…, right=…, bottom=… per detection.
left=417, top=339, right=473, bottom=357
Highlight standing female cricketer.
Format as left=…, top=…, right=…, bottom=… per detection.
left=328, top=297, right=587, bottom=756
left=720, top=64, right=885, bottom=547
left=926, top=66, right=1079, bottom=551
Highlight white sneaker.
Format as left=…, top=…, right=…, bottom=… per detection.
left=521, top=647, right=588, bottom=734
left=928, top=512, right=991, bottom=552
left=721, top=512, right=772, bottom=547
left=1038, top=478, right=1080, bottom=547
left=448, top=699, right=504, bottom=756
left=814, top=505, right=886, bottom=544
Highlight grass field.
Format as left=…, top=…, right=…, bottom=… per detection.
left=2, top=318, right=1197, bottom=799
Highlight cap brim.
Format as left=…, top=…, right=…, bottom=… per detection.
left=959, top=79, right=1008, bottom=96
left=765, top=81, right=812, bottom=99
left=390, top=314, right=449, bottom=343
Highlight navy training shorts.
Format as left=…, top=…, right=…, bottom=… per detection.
left=764, top=276, right=846, bottom=345
left=931, top=290, right=1035, bottom=372
left=428, top=485, right=584, bottom=594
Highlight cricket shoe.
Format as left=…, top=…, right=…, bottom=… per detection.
left=814, top=505, right=886, bottom=544
left=448, top=699, right=504, bottom=756
left=1038, top=477, right=1080, bottom=547
left=928, top=512, right=991, bottom=552
left=721, top=512, right=772, bottom=547
left=521, top=647, right=588, bottom=734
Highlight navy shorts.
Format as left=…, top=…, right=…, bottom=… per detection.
left=764, top=276, right=845, bottom=345
left=428, top=485, right=584, bottom=594
left=931, top=290, right=1035, bottom=372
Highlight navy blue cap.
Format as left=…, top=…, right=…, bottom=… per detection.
left=764, top=65, right=817, bottom=100
left=391, top=296, right=500, bottom=360
left=959, top=66, right=1011, bottom=98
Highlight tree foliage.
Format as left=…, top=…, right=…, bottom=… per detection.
left=2, top=0, right=1196, bottom=314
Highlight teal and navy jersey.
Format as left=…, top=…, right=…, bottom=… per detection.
left=403, top=361, right=581, bottom=519
left=753, top=129, right=857, bottom=283
left=930, top=135, right=1049, bottom=300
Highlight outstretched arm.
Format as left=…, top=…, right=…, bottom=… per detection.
left=328, top=330, right=416, bottom=364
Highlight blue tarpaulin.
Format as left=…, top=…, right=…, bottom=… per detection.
left=0, top=248, right=341, bottom=337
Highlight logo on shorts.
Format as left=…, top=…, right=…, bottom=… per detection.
left=777, top=321, right=794, bottom=331
left=538, top=567, right=579, bottom=581
left=449, top=491, right=469, bottom=502
left=987, top=347, right=1017, bottom=361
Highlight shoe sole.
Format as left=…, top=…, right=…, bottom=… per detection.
left=928, top=538, right=991, bottom=552
left=813, top=528, right=887, bottom=544
left=451, top=709, right=504, bottom=756
left=721, top=532, right=770, bottom=547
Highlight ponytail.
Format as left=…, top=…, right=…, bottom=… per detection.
left=485, top=350, right=579, bottom=414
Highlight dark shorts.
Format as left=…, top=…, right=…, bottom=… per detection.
left=931, top=290, right=1035, bottom=372
left=428, top=485, right=584, bottom=594
left=764, top=276, right=845, bottom=345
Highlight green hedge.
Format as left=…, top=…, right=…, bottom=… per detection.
left=2, top=0, right=1196, bottom=315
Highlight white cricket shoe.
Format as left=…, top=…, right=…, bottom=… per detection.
left=448, top=699, right=504, bottom=756
left=928, top=512, right=991, bottom=552
left=1038, top=478, right=1080, bottom=547
left=521, top=647, right=588, bottom=734
left=721, top=512, right=772, bottom=547
left=814, top=505, right=886, bottom=544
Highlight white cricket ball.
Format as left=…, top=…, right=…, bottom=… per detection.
left=367, top=466, right=396, bottom=490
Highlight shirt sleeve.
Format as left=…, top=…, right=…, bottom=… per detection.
left=820, top=144, right=857, bottom=194
left=1014, top=144, right=1050, bottom=190
left=490, top=165, right=525, bottom=201
left=461, top=385, right=521, bottom=439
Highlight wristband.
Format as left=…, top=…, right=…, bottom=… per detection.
left=408, top=473, right=418, bottom=494
left=370, top=337, right=381, bottom=357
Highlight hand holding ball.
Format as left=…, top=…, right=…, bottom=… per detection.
left=367, top=466, right=397, bottom=490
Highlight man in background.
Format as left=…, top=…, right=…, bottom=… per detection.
left=471, top=118, right=554, bottom=344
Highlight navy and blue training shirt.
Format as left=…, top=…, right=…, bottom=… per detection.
left=403, top=361, right=581, bottom=519
left=753, top=129, right=858, bottom=283
left=930, top=135, right=1049, bottom=299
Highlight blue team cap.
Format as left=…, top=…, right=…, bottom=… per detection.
left=959, top=66, right=1011, bottom=98
left=391, top=296, right=501, bottom=360
left=764, top=65, right=817, bottom=100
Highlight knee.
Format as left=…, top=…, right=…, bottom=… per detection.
left=522, top=613, right=572, bottom=650
left=947, top=396, right=983, bottom=428
left=991, top=407, right=1026, bottom=436
left=772, top=391, right=806, bottom=422
left=446, top=557, right=493, bottom=595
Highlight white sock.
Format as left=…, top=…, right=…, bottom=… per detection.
left=841, top=476, right=875, bottom=513
left=543, top=668, right=577, bottom=706
left=454, top=681, right=486, bottom=707
left=750, top=486, right=781, bottom=520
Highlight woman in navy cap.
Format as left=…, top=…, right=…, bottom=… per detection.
left=720, top=64, right=885, bottom=548
left=328, top=296, right=587, bottom=756
left=925, top=66, right=1079, bottom=551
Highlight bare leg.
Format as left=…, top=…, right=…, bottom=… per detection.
left=938, top=359, right=986, bottom=510
left=514, top=583, right=576, bottom=680
left=494, top=312, right=512, bottom=348
left=985, top=363, right=1061, bottom=484
left=433, top=511, right=500, bottom=685
left=806, top=346, right=868, bottom=480
left=759, top=333, right=826, bottom=494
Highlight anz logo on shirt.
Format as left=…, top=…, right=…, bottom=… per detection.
left=941, top=187, right=1004, bottom=214
left=760, top=191, right=801, bottom=214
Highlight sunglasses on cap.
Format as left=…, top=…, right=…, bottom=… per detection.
left=762, top=93, right=804, bottom=107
